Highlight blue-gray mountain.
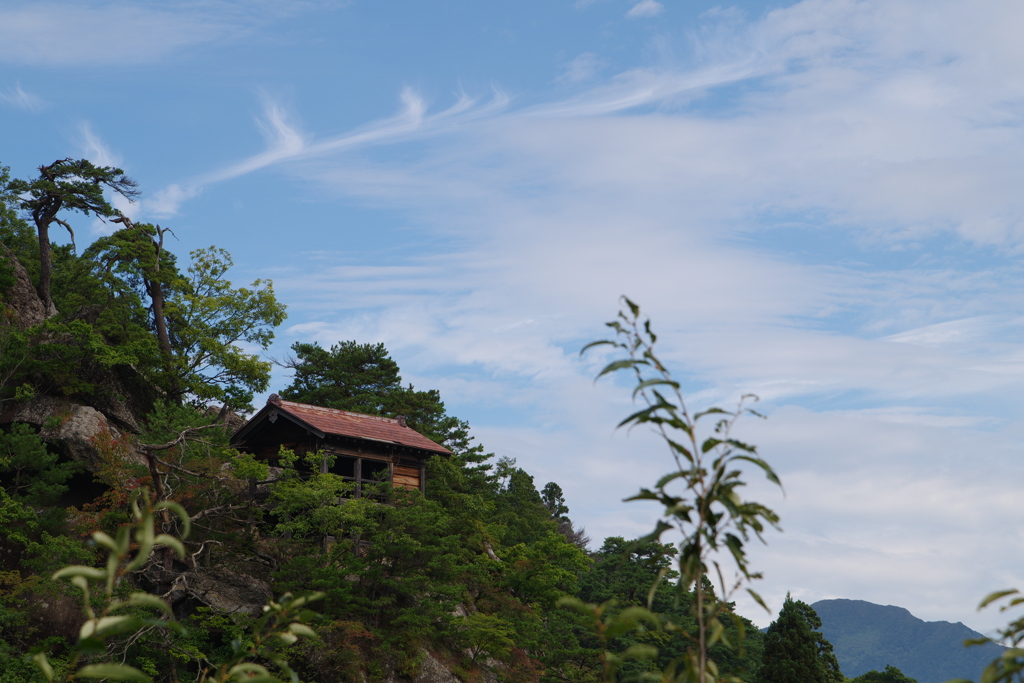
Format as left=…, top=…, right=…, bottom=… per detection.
left=811, top=599, right=1003, bottom=683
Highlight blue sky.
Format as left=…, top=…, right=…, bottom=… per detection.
left=4, top=0, right=1024, bottom=633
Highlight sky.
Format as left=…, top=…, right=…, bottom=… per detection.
left=3, top=0, right=1024, bottom=635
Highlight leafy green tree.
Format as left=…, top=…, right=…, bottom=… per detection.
left=169, top=247, right=285, bottom=409
left=85, top=233, right=284, bottom=409
left=852, top=665, right=917, bottom=683
left=8, top=158, right=138, bottom=317
left=759, top=595, right=842, bottom=683
left=85, top=219, right=179, bottom=389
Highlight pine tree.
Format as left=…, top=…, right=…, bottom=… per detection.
left=759, top=594, right=843, bottom=683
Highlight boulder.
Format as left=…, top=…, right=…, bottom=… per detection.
left=0, top=395, right=142, bottom=471
left=382, top=650, right=460, bottom=683
left=175, top=567, right=273, bottom=617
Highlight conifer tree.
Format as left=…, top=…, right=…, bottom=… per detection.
left=759, top=595, right=843, bottom=683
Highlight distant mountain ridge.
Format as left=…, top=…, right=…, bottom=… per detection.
left=812, top=598, right=1003, bottom=683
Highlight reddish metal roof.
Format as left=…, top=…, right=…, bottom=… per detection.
left=275, top=399, right=451, bottom=455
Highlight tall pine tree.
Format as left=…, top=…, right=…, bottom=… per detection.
left=759, top=594, right=843, bottom=683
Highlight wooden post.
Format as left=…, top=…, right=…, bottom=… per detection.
left=388, top=461, right=395, bottom=504
left=354, top=458, right=362, bottom=498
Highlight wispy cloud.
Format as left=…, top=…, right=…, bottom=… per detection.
left=78, top=123, right=121, bottom=168
left=232, top=0, right=1024, bottom=632
left=0, top=82, right=44, bottom=111
left=145, top=87, right=510, bottom=217
left=0, top=1, right=334, bottom=66
left=626, top=0, right=664, bottom=19
left=558, top=52, right=602, bottom=84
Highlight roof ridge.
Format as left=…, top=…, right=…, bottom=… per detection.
left=279, top=400, right=402, bottom=425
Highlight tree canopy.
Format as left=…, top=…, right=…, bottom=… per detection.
left=8, top=158, right=138, bottom=317
left=759, top=595, right=843, bottom=683
left=852, top=665, right=918, bottom=683
left=281, top=340, right=476, bottom=455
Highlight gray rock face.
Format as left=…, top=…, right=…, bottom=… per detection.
left=0, top=243, right=46, bottom=329
left=0, top=396, right=142, bottom=471
left=381, top=650, right=459, bottom=683
left=179, top=567, right=274, bottom=617
left=380, top=650, right=502, bottom=683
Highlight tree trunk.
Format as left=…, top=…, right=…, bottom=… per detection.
left=147, top=225, right=180, bottom=401
left=34, top=216, right=57, bottom=318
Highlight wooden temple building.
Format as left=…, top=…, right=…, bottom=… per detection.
left=230, top=394, right=451, bottom=495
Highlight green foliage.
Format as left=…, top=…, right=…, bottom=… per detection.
left=577, top=297, right=782, bottom=682
left=269, top=447, right=355, bottom=538
left=565, top=537, right=762, bottom=682
left=35, top=490, right=191, bottom=683
left=541, top=481, right=569, bottom=520
left=953, top=589, right=1024, bottom=683
left=35, top=489, right=321, bottom=683
left=557, top=597, right=660, bottom=682
left=0, top=164, right=37, bottom=271
left=759, top=595, right=842, bottom=683
left=7, top=158, right=139, bottom=315
left=459, top=612, right=515, bottom=663
left=851, top=665, right=917, bottom=683
left=8, top=159, right=136, bottom=233
left=281, top=340, right=477, bottom=455
left=493, top=458, right=557, bottom=547
left=170, top=247, right=286, bottom=410
left=0, top=422, right=78, bottom=507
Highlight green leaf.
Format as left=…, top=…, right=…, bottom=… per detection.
left=580, top=339, right=616, bottom=355
left=110, top=592, right=174, bottom=616
left=746, top=587, right=770, bottom=613
left=80, top=615, right=142, bottom=639
left=621, top=643, right=658, bottom=660
left=226, top=663, right=271, bottom=678
left=92, top=531, right=119, bottom=554
left=702, top=437, right=723, bottom=453
left=597, top=359, right=645, bottom=379
left=979, top=589, right=1019, bottom=609
left=53, top=566, right=107, bottom=582
left=76, top=663, right=153, bottom=682
left=556, top=596, right=596, bottom=617
left=152, top=534, right=186, bottom=559
left=287, top=623, right=318, bottom=638
left=156, top=500, right=191, bottom=539
left=33, top=653, right=54, bottom=682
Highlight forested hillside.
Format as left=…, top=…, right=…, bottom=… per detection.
left=813, top=599, right=1005, bottom=683
left=3, top=158, right=1018, bottom=683
left=0, top=160, right=772, bottom=682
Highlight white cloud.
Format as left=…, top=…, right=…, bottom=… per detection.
left=78, top=123, right=121, bottom=168
left=143, top=183, right=202, bottom=220
left=0, top=1, right=333, bottom=66
left=133, top=0, right=1024, bottom=630
left=0, top=82, right=44, bottom=110
left=626, top=0, right=664, bottom=19
left=558, top=52, right=601, bottom=83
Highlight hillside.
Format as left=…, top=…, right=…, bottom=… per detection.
left=812, top=598, right=1003, bottom=683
